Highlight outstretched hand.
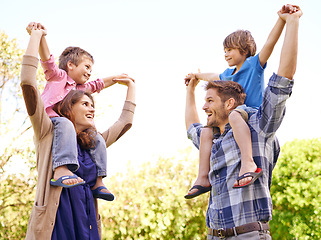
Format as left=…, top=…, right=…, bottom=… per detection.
left=112, top=77, right=135, bottom=86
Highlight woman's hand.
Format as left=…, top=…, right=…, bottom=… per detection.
left=26, top=22, right=47, bottom=36
left=112, top=77, right=135, bottom=86
left=113, top=77, right=136, bottom=103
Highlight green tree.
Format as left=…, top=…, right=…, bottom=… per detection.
left=100, top=148, right=208, bottom=240
left=270, top=138, right=321, bottom=239
left=0, top=30, right=44, bottom=239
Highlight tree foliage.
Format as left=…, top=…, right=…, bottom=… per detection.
left=99, top=149, right=208, bottom=240
left=270, top=138, right=321, bottom=239
left=0, top=30, right=39, bottom=240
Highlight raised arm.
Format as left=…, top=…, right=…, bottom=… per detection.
left=185, top=77, right=201, bottom=130
left=21, top=28, right=52, bottom=140
left=258, top=11, right=286, bottom=67
left=256, top=5, right=302, bottom=136
left=185, top=72, right=220, bottom=86
left=101, top=74, right=135, bottom=89
left=26, top=22, right=50, bottom=61
left=100, top=78, right=136, bottom=147
left=277, top=5, right=302, bottom=79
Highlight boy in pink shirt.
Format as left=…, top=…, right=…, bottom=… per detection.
left=27, top=22, right=133, bottom=201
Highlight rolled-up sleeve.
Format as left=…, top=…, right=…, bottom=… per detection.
left=256, top=73, right=294, bottom=137
left=187, top=123, right=203, bottom=150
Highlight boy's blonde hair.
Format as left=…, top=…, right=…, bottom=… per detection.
left=59, top=47, right=94, bottom=72
left=223, top=30, right=256, bottom=58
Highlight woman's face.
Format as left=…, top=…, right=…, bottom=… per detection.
left=72, top=95, right=95, bottom=132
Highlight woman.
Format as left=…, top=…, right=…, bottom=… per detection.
left=21, top=27, right=136, bottom=239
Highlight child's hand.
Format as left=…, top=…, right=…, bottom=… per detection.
left=278, top=4, right=302, bottom=21
left=185, top=75, right=200, bottom=90
left=114, top=74, right=135, bottom=83
left=185, top=69, right=201, bottom=86
left=112, top=77, right=135, bottom=87
left=26, top=22, right=47, bottom=36
left=185, top=73, right=197, bottom=86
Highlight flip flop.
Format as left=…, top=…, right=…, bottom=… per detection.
left=92, top=186, right=115, bottom=201
left=233, top=168, right=263, bottom=189
left=50, top=174, right=86, bottom=188
left=184, top=185, right=212, bottom=199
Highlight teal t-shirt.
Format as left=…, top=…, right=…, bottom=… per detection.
left=219, top=54, right=266, bottom=109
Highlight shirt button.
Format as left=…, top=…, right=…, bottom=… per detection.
left=49, top=101, right=53, bottom=104
left=216, top=174, right=219, bottom=178
left=90, top=225, right=92, bottom=230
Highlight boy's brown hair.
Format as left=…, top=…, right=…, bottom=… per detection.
left=58, top=47, right=94, bottom=72
left=223, top=30, right=256, bottom=58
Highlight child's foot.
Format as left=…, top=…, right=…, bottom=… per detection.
left=91, top=177, right=114, bottom=201
left=234, top=159, right=258, bottom=187
left=184, top=177, right=211, bottom=199
left=52, top=165, right=84, bottom=187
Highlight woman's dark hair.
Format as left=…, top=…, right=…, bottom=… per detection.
left=53, top=90, right=97, bottom=149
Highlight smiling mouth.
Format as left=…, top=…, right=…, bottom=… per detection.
left=205, top=111, right=212, bottom=118
left=86, top=114, right=94, bottom=119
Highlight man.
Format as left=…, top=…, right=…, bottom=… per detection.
left=185, top=5, right=302, bottom=239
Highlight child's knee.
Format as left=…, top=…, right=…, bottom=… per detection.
left=201, top=127, right=214, bottom=140
left=55, top=117, right=75, bottom=131
left=229, top=110, right=245, bottom=125
left=229, top=109, right=248, bottom=124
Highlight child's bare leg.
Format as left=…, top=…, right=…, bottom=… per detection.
left=92, top=177, right=112, bottom=194
left=53, top=165, right=84, bottom=185
left=229, top=111, right=257, bottom=186
left=186, top=127, right=212, bottom=196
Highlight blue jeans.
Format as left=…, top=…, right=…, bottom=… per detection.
left=51, top=117, right=107, bottom=177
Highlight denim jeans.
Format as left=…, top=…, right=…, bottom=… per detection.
left=51, top=117, right=107, bottom=177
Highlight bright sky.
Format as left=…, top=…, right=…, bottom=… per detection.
left=1, top=0, right=321, bottom=175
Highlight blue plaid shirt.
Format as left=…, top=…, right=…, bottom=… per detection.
left=187, top=73, right=294, bottom=229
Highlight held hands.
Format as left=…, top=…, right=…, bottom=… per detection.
left=278, top=4, right=303, bottom=22
left=184, top=73, right=200, bottom=90
left=184, top=73, right=197, bottom=86
left=112, top=74, right=135, bottom=87
left=26, top=22, right=47, bottom=36
left=184, top=68, right=201, bottom=86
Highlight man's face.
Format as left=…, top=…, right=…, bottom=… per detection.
left=202, top=88, right=229, bottom=130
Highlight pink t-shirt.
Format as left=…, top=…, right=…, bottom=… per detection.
left=41, top=55, right=104, bottom=117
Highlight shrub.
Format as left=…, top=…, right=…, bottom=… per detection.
left=100, top=148, right=208, bottom=240
left=270, top=138, right=321, bottom=239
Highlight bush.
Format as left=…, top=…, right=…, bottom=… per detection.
left=270, top=138, right=321, bottom=239
left=100, top=148, right=208, bottom=240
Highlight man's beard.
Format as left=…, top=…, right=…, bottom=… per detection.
left=207, top=107, right=228, bottom=128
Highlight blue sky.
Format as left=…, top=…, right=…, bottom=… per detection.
left=1, top=0, right=321, bottom=175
